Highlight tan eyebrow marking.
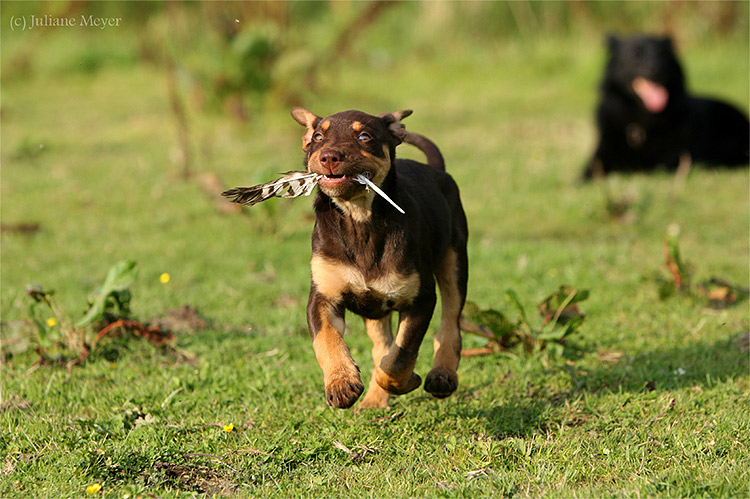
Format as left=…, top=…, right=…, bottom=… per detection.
left=321, top=120, right=331, bottom=131
left=352, top=121, right=364, bottom=131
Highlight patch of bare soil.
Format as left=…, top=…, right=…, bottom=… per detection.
left=150, top=305, right=210, bottom=334
left=151, top=461, right=239, bottom=496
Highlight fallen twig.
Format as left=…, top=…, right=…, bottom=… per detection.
left=94, top=319, right=175, bottom=347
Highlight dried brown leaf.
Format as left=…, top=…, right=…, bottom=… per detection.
left=598, top=350, right=623, bottom=364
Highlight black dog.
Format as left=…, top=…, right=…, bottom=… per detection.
left=583, top=35, right=749, bottom=179
left=290, top=108, right=468, bottom=409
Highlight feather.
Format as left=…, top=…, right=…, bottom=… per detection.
left=223, top=170, right=406, bottom=215
left=354, top=174, right=406, bottom=214
left=222, top=171, right=321, bottom=206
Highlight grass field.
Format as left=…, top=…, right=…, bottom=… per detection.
left=1, top=2, right=749, bottom=498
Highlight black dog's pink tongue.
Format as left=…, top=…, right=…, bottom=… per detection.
left=632, top=77, right=669, bottom=113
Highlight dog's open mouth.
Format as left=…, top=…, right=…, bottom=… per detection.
left=319, top=170, right=370, bottom=186
left=318, top=172, right=405, bottom=214
left=317, top=173, right=362, bottom=198
left=319, top=173, right=354, bottom=187
left=632, top=77, right=669, bottom=113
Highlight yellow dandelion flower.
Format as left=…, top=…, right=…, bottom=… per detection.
left=159, top=273, right=171, bottom=284
left=86, top=483, right=102, bottom=494
left=223, top=423, right=234, bottom=433
left=47, top=318, right=57, bottom=327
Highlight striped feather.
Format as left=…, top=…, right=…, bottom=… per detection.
left=222, top=171, right=321, bottom=206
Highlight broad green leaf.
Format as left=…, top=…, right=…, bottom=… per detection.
left=76, top=261, right=138, bottom=328
left=462, top=301, right=517, bottom=340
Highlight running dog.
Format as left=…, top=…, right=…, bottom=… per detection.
left=290, top=108, right=468, bottom=409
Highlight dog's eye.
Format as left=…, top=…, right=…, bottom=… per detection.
left=313, top=132, right=324, bottom=142
left=358, top=132, right=372, bottom=142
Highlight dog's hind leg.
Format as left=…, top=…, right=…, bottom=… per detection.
left=375, top=292, right=436, bottom=395
left=359, top=315, right=394, bottom=409
left=425, top=247, right=467, bottom=398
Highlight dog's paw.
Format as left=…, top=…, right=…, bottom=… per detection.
left=357, top=388, right=390, bottom=410
left=424, top=367, right=458, bottom=399
left=325, top=373, right=364, bottom=409
left=375, top=367, right=422, bottom=395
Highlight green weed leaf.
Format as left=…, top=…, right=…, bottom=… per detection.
left=25, top=285, right=57, bottom=347
left=463, top=285, right=588, bottom=355
left=76, top=261, right=138, bottom=328
left=664, top=232, right=690, bottom=292
left=504, top=289, right=528, bottom=324
left=538, top=286, right=589, bottom=327
left=462, top=301, right=517, bottom=340
left=26, top=284, right=54, bottom=305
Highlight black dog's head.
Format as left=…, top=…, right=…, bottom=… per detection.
left=291, top=108, right=412, bottom=201
left=605, top=35, right=685, bottom=113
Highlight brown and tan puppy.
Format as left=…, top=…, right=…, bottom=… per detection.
left=291, top=108, right=468, bottom=409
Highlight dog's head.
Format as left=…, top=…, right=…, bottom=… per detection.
left=604, top=34, right=685, bottom=113
left=291, top=108, right=412, bottom=202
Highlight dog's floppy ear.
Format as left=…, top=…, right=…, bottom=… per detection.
left=291, top=107, right=321, bottom=151
left=378, top=109, right=413, bottom=143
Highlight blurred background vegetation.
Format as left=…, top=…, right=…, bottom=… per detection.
left=2, top=1, right=747, bottom=119
left=1, top=1, right=748, bottom=326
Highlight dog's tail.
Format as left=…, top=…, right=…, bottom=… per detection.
left=404, top=132, right=445, bottom=171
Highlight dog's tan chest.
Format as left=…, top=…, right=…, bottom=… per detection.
left=311, top=255, right=420, bottom=308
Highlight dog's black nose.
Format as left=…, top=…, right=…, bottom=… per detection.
left=319, top=150, right=343, bottom=173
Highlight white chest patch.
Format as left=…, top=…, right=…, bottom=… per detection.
left=310, top=255, right=420, bottom=306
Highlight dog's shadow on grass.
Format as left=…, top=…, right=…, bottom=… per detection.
left=466, top=332, right=748, bottom=438
left=468, top=395, right=555, bottom=440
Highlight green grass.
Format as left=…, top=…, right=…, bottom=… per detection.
left=2, top=2, right=749, bottom=498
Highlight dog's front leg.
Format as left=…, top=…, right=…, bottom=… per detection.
left=307, top=288, right=364, bottom=408
left=374, top=292, right=436, bottom=395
